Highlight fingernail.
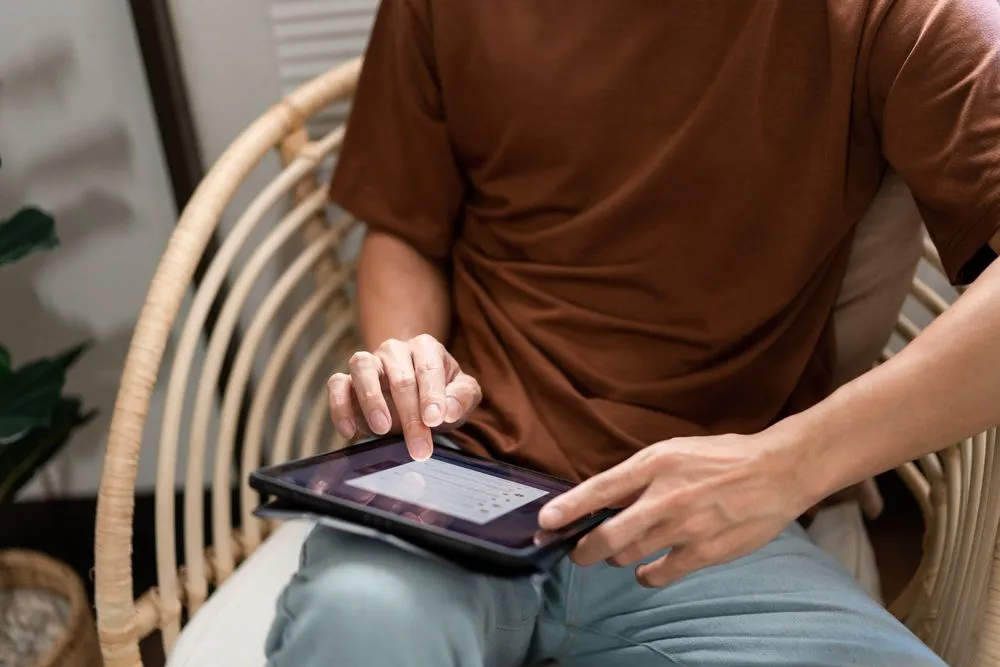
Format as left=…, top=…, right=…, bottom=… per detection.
left=539, top=506, right=563, bottom=528
left=423, top=403, right=442, bottom=427
left=370, top=410, right=390, bottom=434
left=445, top=396, right=463, bottom=423
left=337, top=419, right=355, bottom=438
left=411, top=437, right=433, bottom=461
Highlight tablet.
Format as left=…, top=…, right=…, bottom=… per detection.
left=249, top=436, right=613, bottom=576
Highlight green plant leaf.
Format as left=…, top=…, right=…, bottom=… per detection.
left=0, top=346, right=9, bottom=378
left=51, top=341, right=92, bottom=372
left=0, top=396, right=96, bottom=503
left=0, top=206, right=58, bottom=267
left=0, top=359, right=65, bottom=444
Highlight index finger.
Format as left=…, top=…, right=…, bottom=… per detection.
left=378, top=343, right=433, bottom=460
left=538, top=455, right=653, bottom=530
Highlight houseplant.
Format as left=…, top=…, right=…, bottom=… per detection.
left=0, top=205, right=96, bottom=503
left=0, top=204, right=102, bottom=666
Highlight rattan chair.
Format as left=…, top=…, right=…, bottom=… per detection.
left=94, top=57, right=1000, bottom=667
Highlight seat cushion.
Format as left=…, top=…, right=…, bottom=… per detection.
left=166, top=521, right=311, bottom=667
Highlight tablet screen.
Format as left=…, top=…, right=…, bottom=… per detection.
left=266, top=439, right=572, bottom=549
left=346, top=458, right=550, bottom=524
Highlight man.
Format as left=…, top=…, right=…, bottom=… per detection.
left=266, top=1, right=1000, bottom=665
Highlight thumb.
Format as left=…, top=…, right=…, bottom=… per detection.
left=443, top=372, right=481, bottom=423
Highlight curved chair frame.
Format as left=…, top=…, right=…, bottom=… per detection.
left=93, top=58, right=1000, bottom=667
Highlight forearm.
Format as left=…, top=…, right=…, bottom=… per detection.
left=790, top=240, right=1000, bottom=501
left=356, top=231, right=452, bottom=348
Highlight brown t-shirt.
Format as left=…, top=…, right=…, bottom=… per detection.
left=330, top=0, right=1000, bottom=482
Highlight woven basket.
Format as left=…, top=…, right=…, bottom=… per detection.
left=0, top=550, right=102, bottom=667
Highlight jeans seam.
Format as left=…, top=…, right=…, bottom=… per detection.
left=495, top=621, right=528, bottom=631
left=495, top=598, right=532, bottom=631
left=492, top=577, right=537, bottom=631
left=564, top=622, right=691, bottom=667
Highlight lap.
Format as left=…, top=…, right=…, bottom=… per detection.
left=267, top=523, right=943, bottom=667
left=266, top=525, right=539, bottom=667
left=535, top=524, right=943, bottom=667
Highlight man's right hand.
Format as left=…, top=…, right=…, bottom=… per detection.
left=327, top=334, right=481, bottom=460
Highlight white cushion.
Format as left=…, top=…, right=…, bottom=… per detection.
left=166, top=521, right=311, bottom=667
left=805, top=501, right=883, bottom=604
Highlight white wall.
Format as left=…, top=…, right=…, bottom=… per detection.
left=168, top=0, right=377, bottom=158
left=0, top=1, right=178, bottom=498
left=3, top=0, right=376, bottom=500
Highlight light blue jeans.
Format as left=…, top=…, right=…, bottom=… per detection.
left=265, top=522, right=944, bottom=666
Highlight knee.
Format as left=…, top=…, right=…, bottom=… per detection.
left=266, top=556, right=432, bottom=666
left=268, top=528, right=478, bottom=657
left=295, top=560, right=426, bottom=631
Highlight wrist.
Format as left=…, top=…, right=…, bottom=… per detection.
left=761, top=396, right=862, bottom=509
left=772, top=377, right=914, bottom=509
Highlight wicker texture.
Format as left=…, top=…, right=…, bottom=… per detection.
left=94, top=58, right=361, bottom=666
left=93, top=57, right=1000, bottom=666
left=885, top=241, right=1000, bottom=667
left=0, top=549, right=102, bottom=667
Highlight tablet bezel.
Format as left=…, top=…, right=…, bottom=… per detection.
left=249, top=436, right=611, bottom=569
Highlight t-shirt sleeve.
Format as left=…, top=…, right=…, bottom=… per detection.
left=868, top=0, right=1000, bottom=284
left=328, top=0, right=464, bottom=260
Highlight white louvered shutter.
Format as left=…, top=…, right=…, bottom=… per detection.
left=268, top=0, right=379, bottom=135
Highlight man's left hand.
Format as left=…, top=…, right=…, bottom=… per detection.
left=538, top=428, right=820, bottom=587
